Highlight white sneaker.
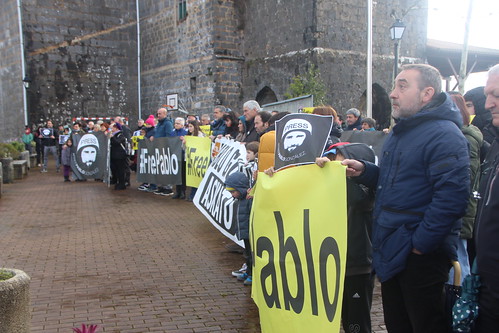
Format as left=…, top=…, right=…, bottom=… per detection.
left=231, top=263, right=247, bottom=277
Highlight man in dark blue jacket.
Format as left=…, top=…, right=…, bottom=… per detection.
left=149, top=107, right=174, bottom=195
left=342, top=64, right=470, bottom=333
left=474, top=64, right=499, bottom=332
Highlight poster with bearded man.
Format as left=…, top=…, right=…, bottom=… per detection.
left=274, top=113, right=333, bottom=170
left=71, top=132, right=109, bottom=179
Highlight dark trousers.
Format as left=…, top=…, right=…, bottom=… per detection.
left=381, top=251, right=450, bottom=333
left=243, top=238, right=252, bottom=276
left=110, top=158, right=127, bottom=189
left=63, top=165, right=71, bottom=179
left=342, top=273, right=374, bottom=333
left=473, top=277, right=499, bottom=332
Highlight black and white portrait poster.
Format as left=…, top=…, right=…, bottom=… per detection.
left=136, top=137, right=183, bottom=185
left=274, top=113, right=333, bottom=170
left=71, top=132, right=108, bottom=179
left=40, top=127, right=54, bottom=139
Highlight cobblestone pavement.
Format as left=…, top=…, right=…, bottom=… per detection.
left=0, top=164, right=386, bottom=332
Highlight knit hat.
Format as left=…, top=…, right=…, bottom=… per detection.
left=145, top=115, right=155, bottom=126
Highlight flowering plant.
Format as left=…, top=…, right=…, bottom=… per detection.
left=72, top=324, right=99, bottom=333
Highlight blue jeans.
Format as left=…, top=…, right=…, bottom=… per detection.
left=43, top=146, right=60, bottom=170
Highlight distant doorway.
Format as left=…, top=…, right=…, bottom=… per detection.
left=256, top=86, right=277, bottom=106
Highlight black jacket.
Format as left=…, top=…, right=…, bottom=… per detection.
left=475, top=126, right=499, bottom=298
left=110, top=131, right=127, bottom=160
left=340, top=143, right=376, bottom=276
left=243, top=118, right=260, bottom=143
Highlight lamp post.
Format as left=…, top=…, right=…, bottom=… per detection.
left=22, top=76, right=31, bottom=89
left=22, top=76, right=31, bottom=126
left=389, top=19, right=406, bottom=83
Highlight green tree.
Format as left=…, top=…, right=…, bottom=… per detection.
left=284, top=64, right=327, bottom=106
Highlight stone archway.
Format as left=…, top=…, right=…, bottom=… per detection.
left=256, top=86, right=278, bottom=106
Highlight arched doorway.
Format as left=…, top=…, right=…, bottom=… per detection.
left=256, top=86, right=278, bottom=106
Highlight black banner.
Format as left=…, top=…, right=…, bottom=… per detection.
left=274, top=114, right=333, bottom=170
left=137, top=137, right=183, bottom=185
left=71, top=132, right=109, bottom=179
left=340, top=130, right=387, bottom=163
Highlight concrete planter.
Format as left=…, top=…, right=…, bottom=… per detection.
left=19, top=151, right=30, bottom=169
left=0, top=268, right=31, bottom=333
left=0, top=157, right=13, bottom=184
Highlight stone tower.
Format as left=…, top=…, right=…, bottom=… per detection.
left=0, top=0, right=427, bottom=142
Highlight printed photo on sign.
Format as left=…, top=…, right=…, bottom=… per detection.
left=40, top=127, right=54, bottom=139
left=59, top=134, right=69, bottom=145
left=71, top=132, right=108, bottom=179
left=194, top=138, right=247, bottom=246
left=274, top=114, right=333, bottom=170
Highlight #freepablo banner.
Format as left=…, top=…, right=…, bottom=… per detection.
left=251, top=162, right=347, bottom=332
left=194, top=138, right=247, bottom=246
left=136, top=137, right=183, bottom=185
left=185, top=136, right=212, bottom=188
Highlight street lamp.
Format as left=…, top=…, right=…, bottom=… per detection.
left=389, top=19, right=406, bottom=82
left=22, top=76, right=31, bottom=89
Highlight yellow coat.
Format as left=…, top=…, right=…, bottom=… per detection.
left=257, top=130, right=275, bottom=172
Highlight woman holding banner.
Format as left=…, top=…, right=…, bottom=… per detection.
left=109, top=122, right=128, bottom=190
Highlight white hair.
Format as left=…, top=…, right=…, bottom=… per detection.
left=243, top=100, right=261, bottom=112
left=175, top=117, right=185, bottom=126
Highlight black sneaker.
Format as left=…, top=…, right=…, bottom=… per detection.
left=153, top=187, right=167, bottom=195
left=160, top=188, right=174, bottom=196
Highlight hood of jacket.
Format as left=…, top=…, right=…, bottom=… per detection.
left=224, top=172, right=250, bottom=198
left=461, top=123, right=483, bottom=145
left=392, top=92, right=463, bottom=134
left=337, top=143, right=376, bottom=163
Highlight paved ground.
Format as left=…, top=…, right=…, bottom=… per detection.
left=0, top=162, right=386, bottom=332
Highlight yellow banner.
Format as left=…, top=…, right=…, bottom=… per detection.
left=185, top=136, right=212, bottom=187
left=200, top=125, right=212, bottom=137
left=131, top=135, right=144, bottom=150
left=251, top=162, right=347, bottom=332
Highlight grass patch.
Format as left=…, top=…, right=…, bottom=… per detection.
left=0, top=270, right=15, bottom=281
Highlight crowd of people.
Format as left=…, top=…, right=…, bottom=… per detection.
left=19, top=62, right=499, bottom=333
left=226, top=63, right=499, bottom=333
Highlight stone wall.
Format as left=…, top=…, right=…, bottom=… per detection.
left=0, top=0, right=428, bottom=142
left=242, top=0, right=427, bottom=115
left=140, top=0, right=215, bottom=117
left=0, top=0, right=25, bottom=142
left=22, top=0, right=138, bottom=127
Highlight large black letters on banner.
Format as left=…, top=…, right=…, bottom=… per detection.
left=137, top=137, right=183, bottom=185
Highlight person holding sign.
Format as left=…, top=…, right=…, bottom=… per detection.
left=342, top=64, right=470, bottom=333
left=40, top=120, right=60, bottom=173
left=316, top=142, right=375, bottom=333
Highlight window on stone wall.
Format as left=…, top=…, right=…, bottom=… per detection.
left=178, top=0, right=187, bottom=21
left=190, top=77, right=196, bottom=92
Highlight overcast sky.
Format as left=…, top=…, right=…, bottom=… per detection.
left=427, top=0, right=498, bottom=89
left=428, top=0, right=498, bottom=50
